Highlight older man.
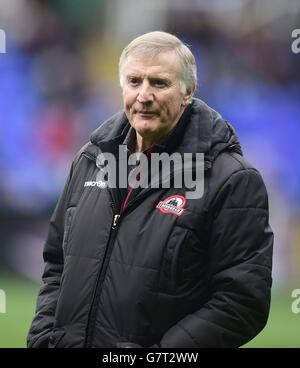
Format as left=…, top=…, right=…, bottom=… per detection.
left=27, top=31, right=273, bottom=348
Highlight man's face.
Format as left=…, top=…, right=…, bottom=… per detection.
left=122, top=51, right=192, bottom=142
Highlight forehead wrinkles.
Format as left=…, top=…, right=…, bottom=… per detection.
left=124, top=50, right=182, bottom=80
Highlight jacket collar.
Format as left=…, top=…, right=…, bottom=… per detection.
left=87, top=98, right=242, bottom=169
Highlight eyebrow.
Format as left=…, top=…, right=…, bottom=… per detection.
left=126, top=75, right=172, bottom=84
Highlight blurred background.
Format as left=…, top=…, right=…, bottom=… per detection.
left=0, top=0, right=299, bottom=348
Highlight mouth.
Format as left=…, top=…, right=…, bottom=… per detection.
left=136, top=110, right=157, bottom=117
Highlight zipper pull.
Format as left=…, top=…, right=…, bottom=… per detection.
left=112, top=214, right=120, bottom=230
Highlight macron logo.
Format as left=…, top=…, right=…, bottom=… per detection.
left=84, top=180, right=107, bottom=189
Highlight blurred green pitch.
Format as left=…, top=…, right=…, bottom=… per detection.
left=0, top=273, right=299, bottom=348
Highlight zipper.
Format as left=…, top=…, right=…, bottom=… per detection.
left=112, top=214, right=120, bottom=229
left=119, top=143, right=155, bottom=215
left=85, top=208, right=121, bottom=347
left=85, top=190, right=158, bottom=346
left=85, top=146, right=156, bottom=347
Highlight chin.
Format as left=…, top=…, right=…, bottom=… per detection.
left=134, top=118, right=159, bottom=133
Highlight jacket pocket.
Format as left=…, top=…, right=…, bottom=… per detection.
left=157, top=227, right=189, bottom=294
left=48, top=328, right=65, bottom=348
left=158, top=227, right=207, bottom=295
left=62, top=207, right=75, bottom=258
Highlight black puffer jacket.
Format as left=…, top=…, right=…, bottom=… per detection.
left=27, top=98, right=273, bottom=348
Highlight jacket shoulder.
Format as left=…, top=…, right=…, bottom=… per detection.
left=211, top=150, right=260, bottom=183
left=206, top=151, right=267, bottom=208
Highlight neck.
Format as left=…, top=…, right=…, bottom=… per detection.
left=135, top=135, right=155, bottom=153
left=134, top=108, right=186, bottom=153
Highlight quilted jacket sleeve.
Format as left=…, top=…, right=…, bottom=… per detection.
left=26, top=163, right=75, bottom=348
left=159, top=168, right=273, bottom=348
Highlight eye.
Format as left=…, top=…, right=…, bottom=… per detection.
left=153, top=79, right=166, bottom=88
left=128, top=77, right=140, bottom=86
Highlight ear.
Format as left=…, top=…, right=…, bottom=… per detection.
left=182, top=84, right=196, bottom=107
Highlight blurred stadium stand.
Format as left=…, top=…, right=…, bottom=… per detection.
left=0, top=0, right=299, bottom=290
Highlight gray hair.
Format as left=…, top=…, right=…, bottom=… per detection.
left=119, top=31, right=197, bottom=95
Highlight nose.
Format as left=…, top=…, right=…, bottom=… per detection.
left=136, top=82, right=154, bottom=103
